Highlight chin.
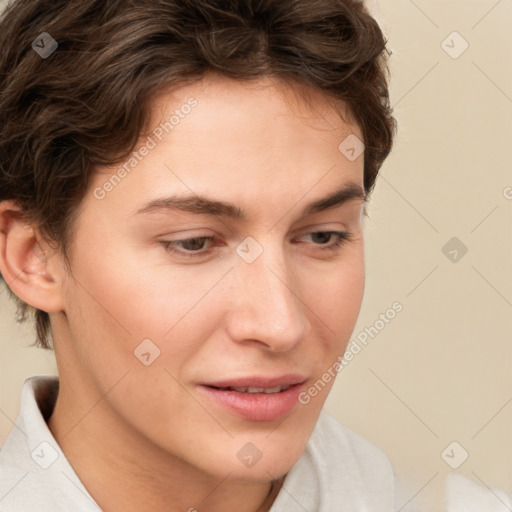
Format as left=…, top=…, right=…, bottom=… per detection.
left=219, top=434, right=308, bottom=482
left=221, top=457, right=297, bottom=483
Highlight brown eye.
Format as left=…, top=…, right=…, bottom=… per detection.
left=162, top=237, right=216, bottom=259
left=297, top=231, right=352, bottom=251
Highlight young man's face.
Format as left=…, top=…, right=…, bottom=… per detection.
left=49, top=74, right=366, bottom=481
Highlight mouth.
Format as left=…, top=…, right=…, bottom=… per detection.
left=210, top=385, right=292, bottom=394
left=197, top=375, right=307, bottom=422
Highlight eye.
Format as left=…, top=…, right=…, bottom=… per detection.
left=162, top=236, right=215, bottom=259
left=296, top=231, right=352, bottom=251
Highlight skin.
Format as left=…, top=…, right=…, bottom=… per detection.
left=0, top=73, right=366, bottom=512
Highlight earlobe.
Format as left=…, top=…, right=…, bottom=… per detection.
left=0, top=200, right=65, bottom=313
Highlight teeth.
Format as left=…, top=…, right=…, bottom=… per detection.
left=220, top=385, right=291, bottom=394
left=263, top=386, right=283, bottom=394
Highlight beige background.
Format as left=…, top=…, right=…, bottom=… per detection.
left=1, top=1, right=511, bottom=511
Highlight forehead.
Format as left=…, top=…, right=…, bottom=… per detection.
left=137, top=74, right=362, bottom=185
left=147, top=72, right=361, bottom=140
left=85, top=73, right=364, bottom=228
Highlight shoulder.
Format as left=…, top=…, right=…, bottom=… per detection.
left=310, top=409, right=395, bottom=486
left=444, top=473, right=512, bottom=511
left=270, top=409, right=395, bottom=511
left=0, top=375, right=98, bottom=512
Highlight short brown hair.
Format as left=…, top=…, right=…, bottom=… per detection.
left=0, top=0, right=396, bottom=350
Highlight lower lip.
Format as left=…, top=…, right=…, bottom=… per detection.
left=198, top=383, right=304, bottom=422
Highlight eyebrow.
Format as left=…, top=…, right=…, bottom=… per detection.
left=132, top=182, right=366, bottom=221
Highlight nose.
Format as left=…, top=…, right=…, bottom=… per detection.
left=224, top=241, right=310, bottom=352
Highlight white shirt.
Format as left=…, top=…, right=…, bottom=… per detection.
left=0, top=375, right=396, bottom=511
left=444, top=473, right=512, bottom=512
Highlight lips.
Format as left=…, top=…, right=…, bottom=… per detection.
left=197, top=374, right=307, bottom=422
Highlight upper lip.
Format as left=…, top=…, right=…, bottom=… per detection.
left=201, top=374, right=307, bottom=389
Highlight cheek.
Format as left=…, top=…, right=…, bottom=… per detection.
left=308, top=247, right=365, bottom=336
left=61, top=243, right=227, bottom=381
left=336, top=258, right=365, bottom=322
left=68, top=238, right=211, bottom=331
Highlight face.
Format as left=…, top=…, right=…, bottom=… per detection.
left=52, top=73, right=366, bottom=481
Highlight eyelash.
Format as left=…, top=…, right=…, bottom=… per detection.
left=161, top=231, right=353, bottom=260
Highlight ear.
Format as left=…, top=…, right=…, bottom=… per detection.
left=0, top=200, right=65, bottom=313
